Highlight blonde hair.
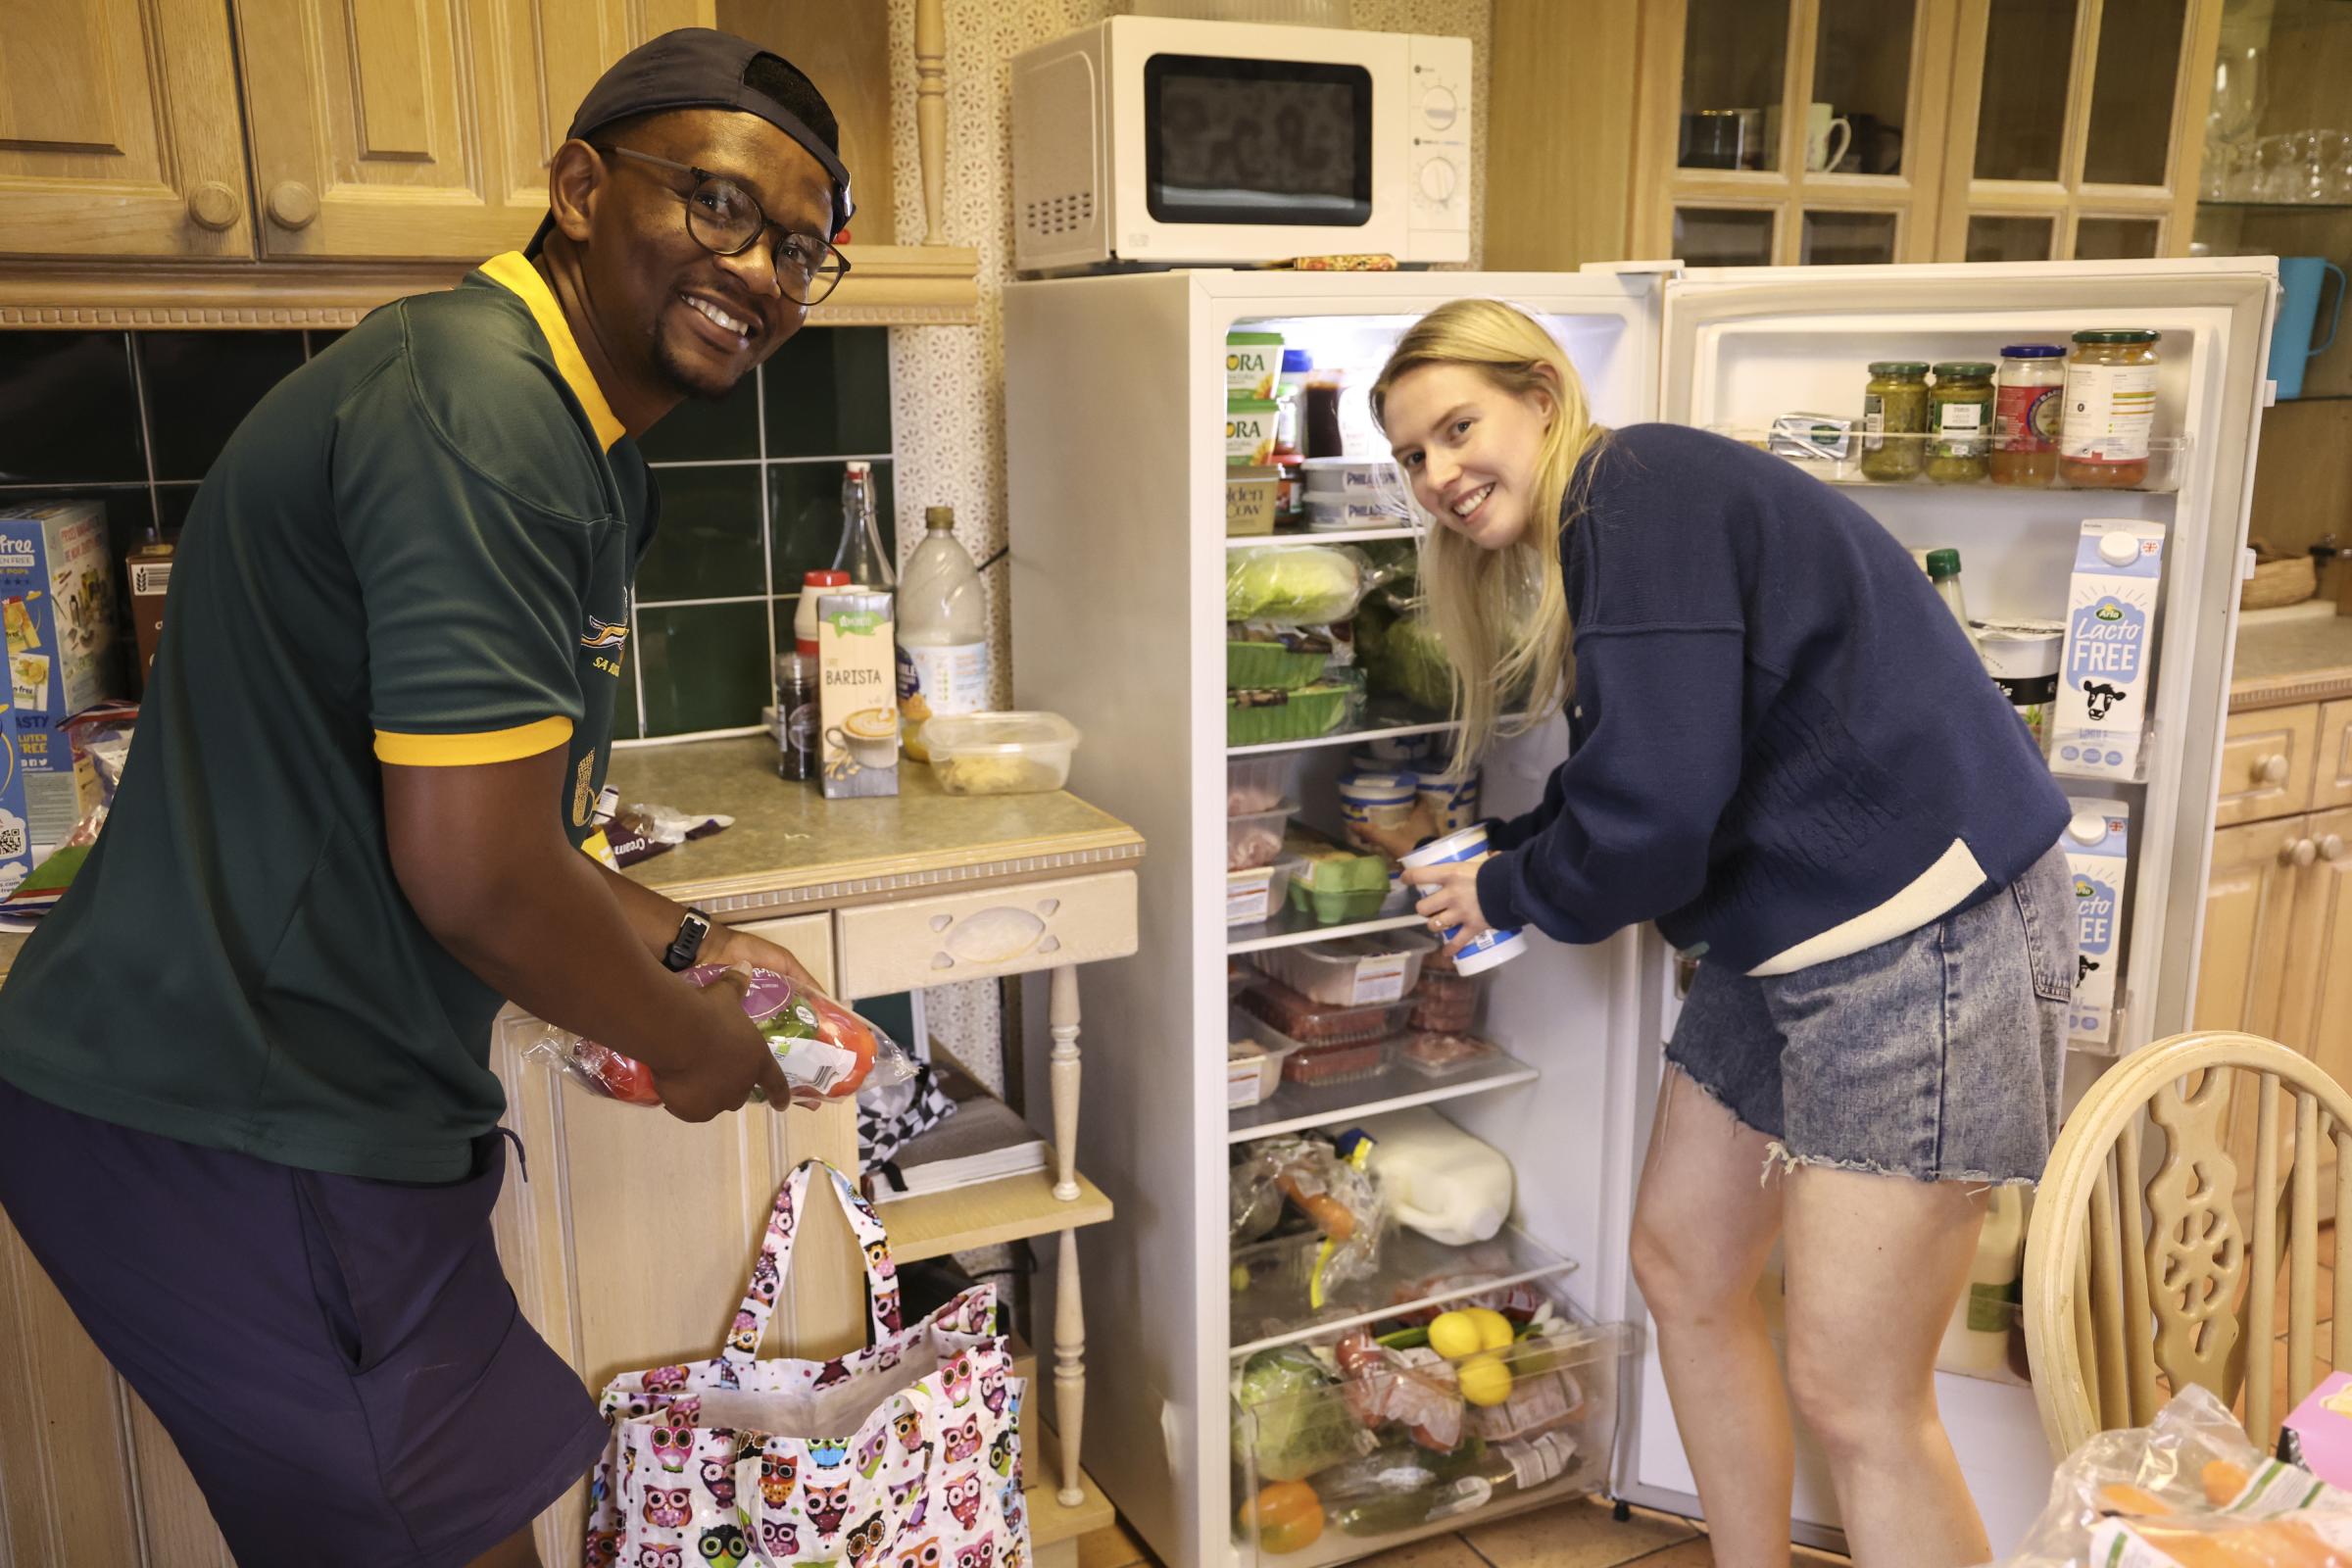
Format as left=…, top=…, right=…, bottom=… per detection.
left=1370, top=299, right=1607, bottom=771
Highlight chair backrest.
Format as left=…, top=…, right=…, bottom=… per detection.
left=2024, top=1030, right=2352, bottom=1459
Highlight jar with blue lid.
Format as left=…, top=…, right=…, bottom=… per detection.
left=1992, top=343, right=2066, bottom=486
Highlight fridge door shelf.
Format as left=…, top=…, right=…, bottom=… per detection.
left=1707, top=428, right=2191, bottom=496
left=1228, top=1039, right=1540, bottom=1143
left=1231, top=1307, right=1637, bottom=1567
left=1229, top=524, right=1424, bottom=550
left=1230, top=1224, right=1580, bottom=1357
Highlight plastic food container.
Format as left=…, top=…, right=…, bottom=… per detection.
left=1241, top=974, right=1412, bottom=1044
left=1398, top=1030, right=1499, bottom=1076
left=1227, top=638, right=1328, bottom=691
left=924, top=711, right=1081, bottom=795
left=1228, top=685, right=1354, bottom=747
left=1229, top=956, right=1257, bottom=1002
left=1257, top=930, right=1438, bottom=1006
left=1228, top=1036, right=1287, bottom=1108
left=1300, top=456, right=1403, bottom=494
left=1281, top=1037, right=1392, bottom=1086
left=1228, top=754, right=1302, bottom=814
left=1408, top=971, right=1481, bottom=1033
left=1306, top=492, right=1407, bottom=531
left=1286, top=834, right=1393, bottom=924
left=1228, top=855, right=1304, bottom=928
left=1229, top=800, right=1299, bottom=871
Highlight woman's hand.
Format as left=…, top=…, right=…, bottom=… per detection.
left=1413, top=855, right=1493, bottom=956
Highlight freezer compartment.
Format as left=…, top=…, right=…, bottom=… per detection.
left=1707, top=427, right=2191, bottom=494
left=1230, top=1303, right=1637, bottom=1565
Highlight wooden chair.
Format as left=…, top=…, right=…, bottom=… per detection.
left=2024, top=1030, right=2352, bottom=1459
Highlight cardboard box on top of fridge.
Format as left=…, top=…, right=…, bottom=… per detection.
left=2065, top=796, right=2130, bottom=1050
left=2051, top=519, right=2165, bottom=783
left=0, top=503, right=123, bottom=849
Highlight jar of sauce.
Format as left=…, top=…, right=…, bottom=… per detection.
left=2060, top=329, right=2160, bottom=489
left=1990, top=344, right=2064, bottom=486
left=1861, top=362, right=1930, bottom=481
left=1928, top=362, right=1995, bottom=484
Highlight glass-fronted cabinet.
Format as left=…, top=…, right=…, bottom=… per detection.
left=1488, top=0, right=2222, bottom=270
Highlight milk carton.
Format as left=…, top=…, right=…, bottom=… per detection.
left=0, top=502, right=122, bottom=849
left=2064, top=797, right=2129, bottom=1050
left=2051, top=519, right=2166, bottom=782
left=0, top=704, right=31, bottom=901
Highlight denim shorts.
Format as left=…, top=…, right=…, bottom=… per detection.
left=1665, top=840, right=2075, bottom=1186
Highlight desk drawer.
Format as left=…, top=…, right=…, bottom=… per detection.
left=835, top=871, right=1139, bottom=1000
left=2219, top=705, right=2321, bottom=828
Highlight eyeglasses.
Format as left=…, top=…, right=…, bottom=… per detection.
left=595, top=145, right=850, bottom=307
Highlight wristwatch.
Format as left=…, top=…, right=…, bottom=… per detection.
left=663, top=906, right=715, bottom=972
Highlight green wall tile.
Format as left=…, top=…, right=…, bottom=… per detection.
left=637, top=370, right=761, bottom=463
left=762, top=327, right=892, bottom=457
left=634, top=600, right=771, bottom=737
left=767, top=459, right=895, bottom=591
left=633, top=464, right=765, bottom=604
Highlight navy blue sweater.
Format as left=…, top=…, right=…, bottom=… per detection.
left=1474, top=423, right=2070, bottom=972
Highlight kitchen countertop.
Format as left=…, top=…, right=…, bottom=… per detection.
left=2231, top=612, right=2352, bottom=711
left=0, top=737, right=1145, bottom=982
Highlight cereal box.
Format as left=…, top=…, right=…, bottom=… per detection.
left=0, top=503, right=123, bottom=848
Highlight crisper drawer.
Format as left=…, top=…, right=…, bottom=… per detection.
left=832, top=870, right=1139, bottom=1000
left=1231, top=1292, right=1636, bottom=1566
left=2217, top=705, right=2321, bottom=828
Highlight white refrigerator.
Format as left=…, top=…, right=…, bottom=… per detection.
left=1004, top=259, right=2278, bottom=1565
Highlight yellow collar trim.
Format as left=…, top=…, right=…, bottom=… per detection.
left=478, top=251, right=626, bottom=452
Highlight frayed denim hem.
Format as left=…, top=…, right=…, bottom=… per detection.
left=1759, top=1139, right=2042, bottom=1193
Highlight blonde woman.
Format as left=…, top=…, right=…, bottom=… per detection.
left=1360, top=300, right=2073, bottom=1568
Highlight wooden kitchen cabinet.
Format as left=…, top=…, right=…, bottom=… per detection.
left=1488, top=0, right=2220, bottom=270
left=2217, top=703, right=2322, bottom=828
left=0, top=0, right=256, bottom=260
left=233, top=0, right=711, bottom=261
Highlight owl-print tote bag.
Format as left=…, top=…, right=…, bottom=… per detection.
left=582, top=1159, right=1031, bottom=1568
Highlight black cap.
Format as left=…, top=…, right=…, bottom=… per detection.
left=529, top=27, right=854, bottom=252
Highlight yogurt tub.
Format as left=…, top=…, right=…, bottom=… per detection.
left=1300, top=456, right=1403, bottom=494
left=1400, top=826, right=1529, bottom=975
left=1416, top=767, right=1482, bottom=836
left=1338, top=769, right=1418, bottom=844
left=1973, top=617, right=2064, bottom=748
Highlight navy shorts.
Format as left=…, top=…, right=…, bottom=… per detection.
left=0, top=1075, right=607, bottom=1566
left=1665, top=841, right=2075, bottom=1186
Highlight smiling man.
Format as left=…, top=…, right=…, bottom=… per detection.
left=0, top=31, right=851, bottom=1568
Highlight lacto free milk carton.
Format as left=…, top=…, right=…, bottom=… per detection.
left=2064, top=798, right=2129, bottom=1050
left=2051, top=520, right=2166, bottom=782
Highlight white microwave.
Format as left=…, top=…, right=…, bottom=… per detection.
left=1010, top=17, right=1472, bottom=274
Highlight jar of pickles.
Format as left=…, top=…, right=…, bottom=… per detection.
left=2060, top=330, right=2161, bottom=488
left=1928, top=362, right=1995, bottom=484
left=1989, top=344, right=2064, bottom=486
left=1862, top=362, right=1930, bottom=481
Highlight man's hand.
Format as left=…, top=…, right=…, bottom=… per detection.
left=646, top=966, right=798, bottom=1121
left=704, top=923, right=828, bottom=997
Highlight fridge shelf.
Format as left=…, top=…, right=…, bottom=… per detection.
left=1230, top=1224, right=1579, bottom=1357
left=1710, top=427, right=2190, bottom=495
left=1229, top=698, right=1462, bottom=758
left=1228, top=524, right=1422, bottom=549
left=1228, top=1045, right=1540, bottom=1142
left=1229, top=907, right=1425, bottom=956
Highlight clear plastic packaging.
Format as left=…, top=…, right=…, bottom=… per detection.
left=526, top=965, right=915, bottom=1107
left=1242, top=974, right=1414, bottom=1044
left=1398, top=1031, right=1499, bottom=1076
left=922, top=710, right=1081, bottom=795
left=1230, top=855, right=1306, bottom=928
left=1231, top=800, right=1301, bottom=871
left=1230, top=1037, right=1285, bottom=1108
left=1987, top=1383, right=2352, bottom=1567
left=1256, top=931, right=1439, bottom=1006
left=1227, top=544, right=1380, bottom=625
left=1408, top=972, right=1481, bottom=1034
left=1230, top=754, right=1303, bottom=814
left=1284, top=1038, right=1393, bottom=1085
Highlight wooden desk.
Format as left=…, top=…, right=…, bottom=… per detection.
left=0, top=742, right=1141, bottom=1564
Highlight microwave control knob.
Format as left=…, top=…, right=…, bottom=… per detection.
left=1421, top=86, right=1458, bottom=130
left=1418, top=157, right=1458, bottom=203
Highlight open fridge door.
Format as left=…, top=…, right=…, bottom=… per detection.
left=1611, top=258, right=2276, bottom=1552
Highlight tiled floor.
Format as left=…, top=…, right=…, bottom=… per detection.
left=1076, top=1496, right=1851, bottom=1568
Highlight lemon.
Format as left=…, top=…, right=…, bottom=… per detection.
left=1428, top=1310, right=1482, bottom=1361
left=1464, top=1307, right=1515, bottom=1351
left=1456, top=1352, right=1514, bottom=1407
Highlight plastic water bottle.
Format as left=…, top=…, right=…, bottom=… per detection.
left=1925, top=547, right=1983, bottom=658
left=896, top=505, right=990, bottom=763
left=833, top=461, right=895, bottom=589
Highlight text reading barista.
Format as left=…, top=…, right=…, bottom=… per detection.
left=0, top=31, right=856, bottom=1568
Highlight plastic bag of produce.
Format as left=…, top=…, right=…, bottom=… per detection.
left=1359, top=606, right=1458, bottom=714
left=1990, top=1383, right=2352, bottom=1567
left=1227, top=545, right=1384, bottom=625
left=1233, top=1346, right=1378, bottom=1483
left=527, top=964, right=915, bottom=1109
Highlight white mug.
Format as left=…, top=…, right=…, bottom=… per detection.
left=1767, top=102, right=1853, bottom=172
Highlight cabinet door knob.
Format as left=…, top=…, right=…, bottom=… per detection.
left=2285, top=837, right=2320, bottom=868
left=2324, top=835, right=2346, bottom=863
left=268, top=181, right=319, bottom=230
left=186, top=181, right=240, bottom=231
left=2261, top=754, right=2291, bottom=785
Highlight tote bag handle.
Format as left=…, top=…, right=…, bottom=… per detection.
left=720, top=1159, right=900, bottom=1365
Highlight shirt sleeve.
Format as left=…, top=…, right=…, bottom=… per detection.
left=333, top=366, right=602, bottom=766
left=1475, top=623, right=1746, bottom=945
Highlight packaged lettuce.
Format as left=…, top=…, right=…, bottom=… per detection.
left=1227, top=545, right=1374, bottom=626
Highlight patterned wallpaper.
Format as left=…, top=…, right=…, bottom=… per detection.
left=868, top=0, right=1493, bottom=1090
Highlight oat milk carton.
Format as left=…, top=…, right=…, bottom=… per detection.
left=2064, top=798, right=2129, bottom=1050
left=2051, top=519, right=2166, bottom=782
left=817, top=590, right=901, bottom=800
